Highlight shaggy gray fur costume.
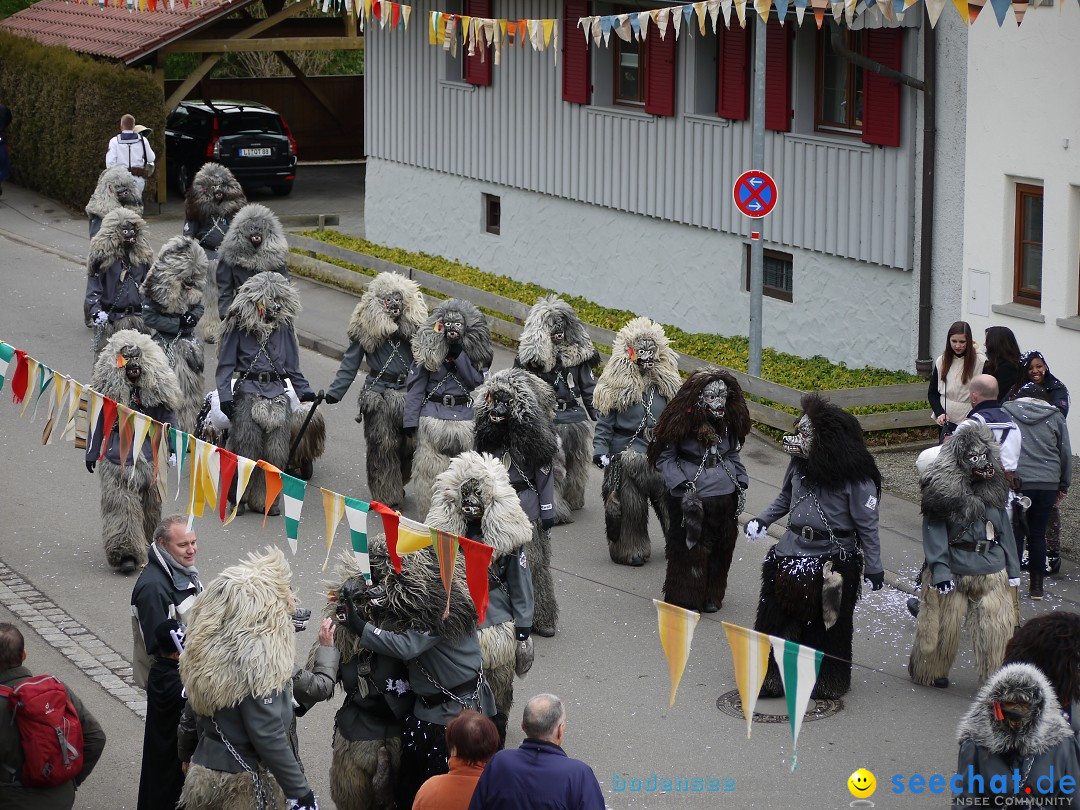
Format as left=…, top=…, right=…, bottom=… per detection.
left=216, top=203, right=290, bottom=321
left=343, top=272, right=427, bottom=505
left=516, top=295, right=601, bottom=524
left=220, top=272, right=302, bottom=513
left=909, top=424, right=1018, bottom=688
left=180, top=548, right=306, bottom=810
left=87, top=208, right=154, bottom=357
left=409, top=298, right=493, bottom=518
left=86, top=167, right=142, bottom=227
left=184, top=163, right=246, bottom=342
left=426, top=452, right=534, bottom=722
left=141, top=235, right=207, bottom=432
left=593, top=318, right=681, bottom=565
left=90, top=330, right=180, bottom=569
left=473, top=369, right=560, bottom=636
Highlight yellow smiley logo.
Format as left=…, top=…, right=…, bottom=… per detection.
left=848, top=768, right=876, bottom=798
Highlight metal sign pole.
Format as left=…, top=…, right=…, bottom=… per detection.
left=748, top=17, right=767, bottom=378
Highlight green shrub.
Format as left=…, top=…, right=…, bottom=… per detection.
left=0, top=31, right=164, bottom=211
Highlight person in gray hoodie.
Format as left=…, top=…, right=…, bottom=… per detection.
left=1003, top=382, right=1071, bottom=601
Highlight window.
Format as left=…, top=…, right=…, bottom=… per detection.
left=744, top=246, right=793, bottom=302
left=1014, top=184, right=1043, bottom=306
left=613, top=33, right=646, bottom=107
left=816, top=29, right=864, bottom=134
left=484, top=193, right=501, bottom=235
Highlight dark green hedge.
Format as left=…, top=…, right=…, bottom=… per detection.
left=0, top=31, right=164, bottom=211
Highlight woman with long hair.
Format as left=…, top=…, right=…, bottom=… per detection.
left=983, top=325, right=1022, bottom=401
left=927, top=321, right=985, bottom=443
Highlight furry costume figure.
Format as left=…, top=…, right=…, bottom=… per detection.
left=216, top=272, right=315, bottom=515
left=592, top=317, right=681, bottom=566
left=326, top=272, right=429, bottom=506
left=141, top=235, right=207, bottom=433
left=335, top=533, right=495, bottom=809
left=303, top=550, right=412, bottom=810
left=909, top=423, right=1021, bottom=688
left=955, top=663, right=1080, bottom=806
left=649, top=370, right=750, bottom=612
left=473, top=369, right=559, bottom=637
left=515, top=296, right=601, bottom=524
left=85, top=330, right=180, bottom=572
left=215, top=202, right=290, bottom=321
left=183, top=162, right=247, bottom=342
left=179, top=547, right=314, bottom=810
left=426, top=451, right=535, bottom=739
left=86, top=208, right=154, bottom=358
left=749, top=394, right=884, bottom=699
left=405, top=298, right=493, bottom=518
left=86, top=166, right=142, bottom=237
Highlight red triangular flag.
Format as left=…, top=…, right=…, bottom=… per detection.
left=217, top=448, right=238, bottom=522
left=98, top=398, right=118, bottom=460
left=373, top=0, right=382, bottom=19
left=369, top=501, right=403, bottom=572
left=11, top=350, right=29, bottom=404
left=459, top=535, right=495, bottom=625
left=391, top=1, right=401, bottom=28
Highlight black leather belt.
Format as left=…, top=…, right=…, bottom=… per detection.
left=253, top=372, right=284, bottom=384
left=373, top=372, right=407, bottom=386
left=110, top=307, right=140, bottom=317
left=950, top=539, right=994, bottom=554
left=678, top=452, right=717, bottom=468
left=790, top=525, right=853, bottom=543
left=436, top=394, right=470, bottom=407
left=417, top=677, right=479, bottom=708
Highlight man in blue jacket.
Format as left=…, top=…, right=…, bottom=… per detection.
left=468, top=693, right=605, bottom=810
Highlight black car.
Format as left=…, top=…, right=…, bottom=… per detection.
left=165, top=100, right=298, bottom=197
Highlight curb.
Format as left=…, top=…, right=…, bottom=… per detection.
left=0, top=226, right=83, bottom=265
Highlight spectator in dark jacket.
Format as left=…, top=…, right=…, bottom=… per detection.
left=983, top=325, right=1022, bottom=404
left=136, top=619, right=186, bottom=810
left=0, top=623, right=107, bottom=810
left=468, top=693, right=605, bottom=810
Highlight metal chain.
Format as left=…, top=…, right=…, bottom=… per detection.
left=791, top=476, right=848, bottom=560
left=233, top=340, right=281, bottom=390
left=91, top=262, right=134, bottom=355
left=415, top=661, right=485, bottom=710
left=366, top=339, right=405, bottom=389
left=212, top=718, right=267, bottom=810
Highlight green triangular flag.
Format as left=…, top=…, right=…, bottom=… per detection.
left=0, top=342, right=15, bottom=392
left=343, top=496, right=372, bottom=582
left=281, top=473, right=307, bottom=555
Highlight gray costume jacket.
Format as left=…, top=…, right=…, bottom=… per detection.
left=924, top=505, right=1020, bottom=584
left=187, top=687, right=310, bottom=800
left=514, top=359, right=597, bottom=426
left=328, top=334, right=414, bottom=400
left=86, top=401, right=177, bottom=467
left=142, top=297, right=205, bottom=341
left=183, top=216, right=231, bottom=256
left=480, top=550, right=534, bottom=631
left=655, top=434, right=747, bottom=497
left=217, top=261, right=289, bottom=320
left=757, top=462, right=884, bottom=575
left=216, top=326, right=313, bottom=406
left=86, top=259, right=150, bottom=323
left=506, top=459, right=555, bottom=524
left=359, top=624, right=496, bottom=726
left=593, top=388, right=668, bottom=458
left=403, top=353, right=487, bottom=427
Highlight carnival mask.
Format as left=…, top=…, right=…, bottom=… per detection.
left=700, top=379, right=728, bottom=420
left=336, top=575, right=386, bottom=626
left=783, top=414, right=814, bottom=458
left=486, top=389, right=513, bottom=423
left=119, top=345, right=143, bottom=384
left=968, top=448, right=995, bottom=480
left=243, top=223, right=264, bottom=249
left=211, top=184, right=225, bottom=202
left=460, top=478, right=485, bottom=520
left=114, top=184, right=138, bottom=208
left=381, top=291, right=404, bottom=320
left=120, top=223, right=138, bottom=245
left=257, top=299, right=280, bottom=323
left=631, top=337, right=658, bottom=370
left=550, top=315, right=567, bottom=345
left=441, top=310, right=465, bottom=343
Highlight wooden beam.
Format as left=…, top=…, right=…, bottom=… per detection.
left=272, top=51, right=346, bottom=128
left=344, top=8, right=357, bottom=38
left=163, top=36, right=365, bottom=54
left=164, top=53, right=222, bottom=112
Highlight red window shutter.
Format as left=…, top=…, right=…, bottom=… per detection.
left=562, top=0, right=591, bottom=104
left=717, top=22, right=750, bottom=120
left=464, top=0, right=493, bottom=87
left=644, top=18, right=676, bottom=117
left=862, top=28, right=903, bottom=147
left=764, top=21, right=791, bottom=132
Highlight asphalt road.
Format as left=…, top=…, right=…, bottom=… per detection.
left=2, top=183, right=1075, bottom=809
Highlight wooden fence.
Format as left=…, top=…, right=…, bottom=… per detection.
left=287, top=234, right=931, bottom=433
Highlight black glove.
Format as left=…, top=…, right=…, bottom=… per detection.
left=515, top=626, right=531, bottom=641
left=864, top=570, right=884, bottom=591
left=324, top=392, right=340, bottom=405
left=287, top=790, right=318, bottom=810
left=403, top=425, right=417, bottom=438
left=673, top=480, right=696, bottom=496
left=220, top=399, right=234, bottom=420
left=85, top=457, right=96, bottom=474
left=541, top=518, right=555, bottom=531
left=335, top=598, right=368, bottom=637
left=593, top=454, right=608, bottom=469
left=180, top=312, right=198, bottom=329
left=935, top=580, right=954, bottom=595
left=445, top=343, right=462, bottom=360
left=299, top=391, right=317, bottom=403
left=586, top=406, right=599, bottom=422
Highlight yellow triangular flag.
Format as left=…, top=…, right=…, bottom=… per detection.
left=321, top=488, right=346, bottom=570
left=722, top=622, right=773, bottom=738
left=733, top=0, right=747, bottom=27
left=952, top=0, right=971, bottom=21
left=755, top=0, right=770, bottom=22
left=542, top=18, right=555, bottom=47
left=430, top=10, right=439, bottom=44
left=654, top=599, right=701, bottom=706
left=224, top=456, right=258, bottom=525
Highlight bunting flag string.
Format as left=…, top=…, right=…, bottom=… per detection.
left=654, top=599, right=701, bottom=707
left=429, top=11, right=561, bottom=63
left=721, top=621, right=773, bottom=738
left=343, top=497, right=372, bottom=580
left=0, top=342, right=14, bottom=392
left=281, top=472, right=307, bottom=555
left=769, top=635, right=824, bottom=771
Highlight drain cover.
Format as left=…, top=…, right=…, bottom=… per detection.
left=716, top=690, right=843, bottom=723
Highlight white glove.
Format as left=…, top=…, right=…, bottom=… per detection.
left=168, top=453, right=177, bottom=468
left=92, top=310, right=109, bottom=326
left=1008, top=578, right=1021, bottom=587
left=745, top=519, right=768, bottom=542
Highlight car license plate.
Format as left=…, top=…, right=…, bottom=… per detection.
left=239, top=147, right=272, bottom=157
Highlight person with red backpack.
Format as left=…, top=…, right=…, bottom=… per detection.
left=0, top=623, right=107, bottom=809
